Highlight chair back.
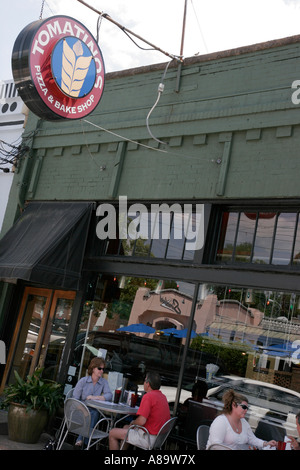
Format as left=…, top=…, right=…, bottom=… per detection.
left=64, top=398, right=91, bottom=438
left=65, top=388, right=74, bottom=400
left=153, top=417, right=177, bottom=449
left=196, top=424, right=210, bottom=450
left=184, top=400, right=218, bottom=441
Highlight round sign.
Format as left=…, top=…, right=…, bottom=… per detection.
left=12, top=16, right=105, bottom=120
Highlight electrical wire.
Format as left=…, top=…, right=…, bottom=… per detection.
left=120, top=29, right=157, bottom=52
left=190, top=0, right=209, bottom=54
left=96, top=14, right=103, bottom=43
left=39, top=0, right=45, bottom=19
left=0, top=130, right=37, bottom=170
left=76, top=0, right=181, bottom=63
left=146, top=60, right=172, bottom=145
left=80, top=119, right=107, bottom=170
left=81, top=118, right=210, bottom=162
left=82, top=119, right=169, bottom=155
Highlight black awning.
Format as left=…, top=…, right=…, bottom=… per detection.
left=0, top=201, right=93, bottom=290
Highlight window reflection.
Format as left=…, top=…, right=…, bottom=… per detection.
left=216, top=209, right=300, bottom=267
left=102, top=205, right=203, bottom=261
left=234, top=213, right=256, bottom=263
left=252, top=213, right=276, bottom=264
left=43, top=297, right=74, bottom=381
left=272, top=213, right=296, bottom=265
left=216, top=212, right=238, bottom=262
left=69, top=276, right=300, bottom=439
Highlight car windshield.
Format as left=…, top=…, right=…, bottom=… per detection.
left=210, top=381, right=300, bottom=416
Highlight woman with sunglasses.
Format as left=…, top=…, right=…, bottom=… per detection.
left=73, top=357, right=112, bottom=448
left=206, top=389, right=277, bottom=450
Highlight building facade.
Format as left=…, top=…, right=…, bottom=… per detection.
left=0, top=80, right=27, bottom=231
left=1, top=34, right=300, bottom=436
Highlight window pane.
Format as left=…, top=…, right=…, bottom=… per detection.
left=43, top=296, right=74, bottom=381
left=252, top=213, right=276, bottom=264
left=292, top=214, right=300, bottom=265
left=69, top=278, right=300, bottom=440
left=166, top=213, right=185, bottom=259
left=272, top=213, right=297, bottom=265
left=131, top=212, right=151, bottom=258
left=150, top=213, right=169, bottom=258
left=216, top=212, right=238, bottom=263
left=71, top=275, right=200, bottom=395
left=234, top=212, right=256, bottom=263
left=183, top=212, right=200, bottom=260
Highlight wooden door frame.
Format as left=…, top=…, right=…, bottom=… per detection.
left=37, top=290, right=76, bottom=371
left=0, top=287, right=76, bottom=392
left=0, top=287, right=53, bottom=392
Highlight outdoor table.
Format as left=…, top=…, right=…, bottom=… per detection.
left=86, top=399, right=138, bottom=430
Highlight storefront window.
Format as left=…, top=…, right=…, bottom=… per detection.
left=252, top=213, right=276, bottom=264
left=273, top=213, right=297, bottom=265
left=216, top=209, right=300, bottom=268
left=102, top=204, right=202, bottom=261
left=67, top=276, right=300, bottom=440
left=216, top=212, right=238, bottom=263
left=234, top=212, right=256, bottom=263
left=69, top=276, right=198, bottom=391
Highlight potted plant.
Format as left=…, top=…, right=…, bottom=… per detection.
left=1, top=368, right=64, bottom=443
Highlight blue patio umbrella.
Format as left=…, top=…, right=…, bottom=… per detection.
left=263, top=343, right=294, bottom=357
left=161, top=327, right=197, bottom=339
left=117, top=323, right=155, bottom=334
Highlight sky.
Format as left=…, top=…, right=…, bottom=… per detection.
left=2, top=0, right=300, bottom=81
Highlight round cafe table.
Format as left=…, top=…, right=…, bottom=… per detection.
left=86, top=399, right=138, bottom=430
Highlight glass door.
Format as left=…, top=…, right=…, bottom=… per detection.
left=38, top=290, right=75, bottom=381
left=2, top=287, right=75, bottom=388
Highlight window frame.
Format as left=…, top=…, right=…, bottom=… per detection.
left=214, top=208, right=300, bottom=269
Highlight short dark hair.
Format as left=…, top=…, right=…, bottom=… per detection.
left=145, top=371, right=161, bottom=390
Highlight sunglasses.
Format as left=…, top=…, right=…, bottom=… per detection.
left=97, top=367, right=104, bottom=371
left=238, top=404, right=249, bottom=411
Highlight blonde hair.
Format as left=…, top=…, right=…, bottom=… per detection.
left=221, top=389, right=248, bottom=414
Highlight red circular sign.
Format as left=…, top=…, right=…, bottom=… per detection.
left=12, top=16, right=105, bottom=120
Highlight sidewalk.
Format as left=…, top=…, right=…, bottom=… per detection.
left=0, top=410, right=72, bottom=450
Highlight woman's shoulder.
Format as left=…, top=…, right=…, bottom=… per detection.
left=76, top=375, right=90, bottom=385
left=212, top=413, right=227, bottom=424
left=241, top=417, right=251, bottom=428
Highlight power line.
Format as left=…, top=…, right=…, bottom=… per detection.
left=190, top=0, right=209, bottom=54
left=0, top=131, right=36, bottom=171
left=76, top=0, right=182, bottom=63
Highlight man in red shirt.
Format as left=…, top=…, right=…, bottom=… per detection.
left=109, top=371, right=170, bottom=450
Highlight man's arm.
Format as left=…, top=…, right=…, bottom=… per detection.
left=130, top=415, right=147, bottom=427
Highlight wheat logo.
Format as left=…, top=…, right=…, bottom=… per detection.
left=61, top=39, right=93, bottom=97
left=53, top=37, right=96, bottom=98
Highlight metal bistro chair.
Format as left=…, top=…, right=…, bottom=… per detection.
left=121, top=417, right=177, bottom=450
left=196, top=425, right=210, bottom=450
left=57, top=398, right=111, bottom=450
left=55, top=388, right=75, bottom=449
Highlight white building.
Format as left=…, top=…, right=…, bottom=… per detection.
left=0, top=80, right=27, bottom=231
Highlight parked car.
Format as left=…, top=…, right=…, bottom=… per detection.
left=207, top=376, right=300, bottom=438
left=72, top=331, right=227, bottom=388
